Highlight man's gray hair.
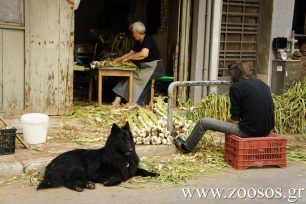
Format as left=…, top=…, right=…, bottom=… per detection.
left=129, top=22, right=146, bottom=34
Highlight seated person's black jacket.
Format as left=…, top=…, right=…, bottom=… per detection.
left=229, top=77, right=274, bottom=137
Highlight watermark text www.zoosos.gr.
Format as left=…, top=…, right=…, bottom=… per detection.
left=182, top=187, right=305, bottom=203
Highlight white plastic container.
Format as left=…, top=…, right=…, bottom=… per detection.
left=21, top=113, right=49, bottom=144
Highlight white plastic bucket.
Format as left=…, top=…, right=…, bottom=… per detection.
left=21, top=113, right=49, bottom=144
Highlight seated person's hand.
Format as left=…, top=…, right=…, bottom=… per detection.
left=227, top=119, right=239, bottom=124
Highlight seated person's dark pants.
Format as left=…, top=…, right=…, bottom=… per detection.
left=184, top=117, right=248, bottom=151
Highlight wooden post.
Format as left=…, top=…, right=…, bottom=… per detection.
left=88, top=71, right=93, bottom=102
left=150, top=79, right=155, bottom=103
left=98, top=71, right=103, bottom=106
left=128, top=72, right=133, bottom=104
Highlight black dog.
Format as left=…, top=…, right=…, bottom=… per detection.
left=37, top=122, right=157, bottom=191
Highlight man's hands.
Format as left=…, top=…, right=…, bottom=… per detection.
left=113, top=50, right=135, bottom=63
left=113, top=48, right=148, bottom=63
left=122, top=58, right=130, bottom=63
left=113, top=58, right=130, bottom=63
left=227, top=119, right=239, bottom=124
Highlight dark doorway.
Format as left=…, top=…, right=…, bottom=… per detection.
left=292, top=0, right=306, bottom=34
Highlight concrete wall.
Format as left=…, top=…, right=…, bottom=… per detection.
left=190, top=0, right=206, bottom=102
left=270, top=0, right=295, bottom=41
left=189, top=0, right=222, bottom=102
left=257, top=0, right=273, bottom=83
left=267, top=0, right=295, bottom=85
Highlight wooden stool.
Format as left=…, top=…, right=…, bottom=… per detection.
left=150, top=76, right=174, bottom=101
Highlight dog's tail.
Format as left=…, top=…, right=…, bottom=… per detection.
left=36, top=179, right=52, bottom=190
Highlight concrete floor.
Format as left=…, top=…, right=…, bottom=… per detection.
left=0, top=162, right=305, bottom=204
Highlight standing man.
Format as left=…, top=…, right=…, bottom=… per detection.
left=112, top=21, right=164, bottom=106
left=174, top=62, right=275, bottom=153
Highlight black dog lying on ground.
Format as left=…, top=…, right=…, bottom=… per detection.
left=37, top=122, right=157, bottom=192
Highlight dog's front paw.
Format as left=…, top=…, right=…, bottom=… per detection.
left=85, top=182, right=96, bottom=190
left=103, top=180, right=112, bottom=186
left=73, top=185, right=84, bottom=192
left=103, top=177, right=122, bottom=186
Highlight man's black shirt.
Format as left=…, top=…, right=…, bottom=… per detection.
left=229, top=77, right=275, bottom=137
left=132, top=36, right=161, bottom=63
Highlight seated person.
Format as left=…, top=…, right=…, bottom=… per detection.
left=112, top=21, right=164, bottom=106
left=174, top=62, right=275, bottom=153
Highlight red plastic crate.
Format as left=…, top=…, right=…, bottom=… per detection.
left=224, top=133, right=287, bottom=170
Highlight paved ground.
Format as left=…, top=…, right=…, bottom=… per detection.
left=0, top=162, right=305, bottom=204
left=0, top=115, right=178, bottom=178
left=1, top=115, right=305, bottom=204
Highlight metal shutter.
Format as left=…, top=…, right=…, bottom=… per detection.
left=219, top=0, right=260, bottom=77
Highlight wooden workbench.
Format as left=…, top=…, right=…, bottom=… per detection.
left=88, top=67, right=137, bottom=105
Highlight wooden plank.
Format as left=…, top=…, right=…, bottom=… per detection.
left=98, top=67, right=137, bottom=71
left=25, top=0, right=43, bottom=112
left=26, top=0, right=60, bottom=114
left=0, top=24, right=25, bottom=30
left=58, top=0, right=74, bottom=114
left=44, top=0, right=60, bottom=115
left=100, top=70, right=134, bottom=77
left=2, top=29, right=24, bottom=110
left=128, top=72, right=133, bottom=104
left=88, top=71, right=93, bottom=102
left=0, top=29, right=2, bottom=109
left=0, top=0, right=24, bottom=26
left=24, top=0, right=30, bottom=110
left=98, top=71, right=102, bottom=106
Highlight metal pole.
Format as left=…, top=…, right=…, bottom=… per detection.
left=182, top=0, right=192, bottom=101
left=209, top=0, right=223, bottom=94
left=167, top=80, right=230, bottom=133
left=178, top=0, right=187, bottom=99
left=173, top=0, right=181, bottom=83
left=202, top=0, right=212, bottom=97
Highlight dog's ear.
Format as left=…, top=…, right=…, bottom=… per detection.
left=111, top=123, right=121, bottom=134
left=122, top=122, right=130, bottom=131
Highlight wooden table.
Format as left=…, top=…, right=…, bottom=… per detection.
left=88, top=67, right=137, bottom=106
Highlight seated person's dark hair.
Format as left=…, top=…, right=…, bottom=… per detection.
left=227, top=62, right=251, bottom=83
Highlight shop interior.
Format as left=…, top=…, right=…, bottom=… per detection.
left=73, top=0, right=179, bottom=103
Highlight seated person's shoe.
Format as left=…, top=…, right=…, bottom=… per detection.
left=172, top=132, right=191, bottom=154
